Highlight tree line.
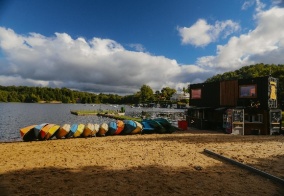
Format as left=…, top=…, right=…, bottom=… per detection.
left=0, top=84, right=183, bottom=105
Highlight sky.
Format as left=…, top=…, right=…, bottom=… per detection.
left=0, top=0, right=284, bottom=95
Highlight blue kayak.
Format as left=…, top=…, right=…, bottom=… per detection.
left=121, top=120, right=137, bottom=135
left=107, top=121, right=117, bottom=136
left=141, top=120, right=156, bottom=134
left=34, top=123, right=48, bottom=139
left=65, top=124, right=78, bottom=138
left=141, top=119, right=166, bottom=134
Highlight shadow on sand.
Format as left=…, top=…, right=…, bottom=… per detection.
left=0, top=155, right=283, bottom=195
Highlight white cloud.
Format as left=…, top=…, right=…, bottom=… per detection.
left=128, top=43, right=146, bottom=52
left=196, top=6, right=284, bottom=71
left=1, top=3, right=282, bottom=93
left=242, top=0, right=255, bottom=10
left=0, top=27, right=200, bottom=94
left=178, top=19, right=240, bottom=47
left=242, top=0, right=266, bottom=12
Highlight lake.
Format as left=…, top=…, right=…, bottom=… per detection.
left=0, top=103, right=185, bottom=142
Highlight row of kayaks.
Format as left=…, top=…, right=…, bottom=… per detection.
left=20, top=118, right=177, bottom=141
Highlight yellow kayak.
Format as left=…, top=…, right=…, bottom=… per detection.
left=40, top=124, right=55, bottom=140
left=20, top=125, right=37, bottom=141
left=73, top=124, right=85, bottom=137
left=45, top=124, right=60, bottom=140
left=131, top=121, right=143, bottom=134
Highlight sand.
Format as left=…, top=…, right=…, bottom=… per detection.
left=0, top=129, right=283, bottom=196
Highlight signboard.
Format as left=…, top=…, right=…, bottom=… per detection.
left=191, top=89, right=201, bottom=99
left=232, top=109, right=244, bottom=135
left=269, top=109, right=281, bottom=135
left=270, top=110, right=281, bottom=123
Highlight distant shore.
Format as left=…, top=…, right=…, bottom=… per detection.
left=38, top=101, right=62, bottom=104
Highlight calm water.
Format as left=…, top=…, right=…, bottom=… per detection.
left=0, top=103, right=184, bottom=142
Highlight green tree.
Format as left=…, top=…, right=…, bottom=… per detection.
left=161, top=87, right=176, bottom=100
left=0, top=90, right=8, bottom=102
left=140, top=84, right=154, bottom=102
left=25, top=93, right=40, bottom=103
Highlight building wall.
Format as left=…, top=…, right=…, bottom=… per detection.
left=189, top=82, right=220, bottom=107
left=187, top=76, right=281, bottom=135
left=220, top=80, right=238, bottom=106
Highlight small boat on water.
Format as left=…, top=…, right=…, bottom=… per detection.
left=107, top=121, right=117, bottom=136
left=34, top=123, right=48, bottom=139
left=114, top=120, right=124, bottom=135
left=82, top=123, right=94, bottom=137
left=131, top=121, right=143, bottom=134
left=20, top=125, right=37, bottom=141
left=97, top=123, right=108, bottom=136
left=65, top=124, right=78, bottom=138
left=56, top=124, right=71, bottom=139
left=121, top=120, right=137, bottom=135
left=39, top=124, right=55, bottom=139
left=73, top=124, right=85, bottom=137
left=45, top=124, right=60, bottom=140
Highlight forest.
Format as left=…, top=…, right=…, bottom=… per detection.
left=0, top=84, right=179, bottom=105
left=1, top=63, right=283, bottom=104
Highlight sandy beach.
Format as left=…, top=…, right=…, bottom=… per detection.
left=0, top=129, right=283, bottom=196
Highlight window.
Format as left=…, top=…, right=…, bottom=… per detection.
left=239, top=85, right=257, bottom=98
left=191, top=89, right=201, bottom=99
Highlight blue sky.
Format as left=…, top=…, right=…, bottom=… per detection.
left=0, top=0, right=284, bottom=94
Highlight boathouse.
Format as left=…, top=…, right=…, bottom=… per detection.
left=187, top=76, right=282, bottom=135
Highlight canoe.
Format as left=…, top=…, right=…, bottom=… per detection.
left=107, top=121, right=117, bottom=136
left=39, top=124, right=55, bottom=139
left=34, top=123, right=48, bottom=139
left=56, top=124, right=71, bottom=139
left=73, top=124, right=85, bottom=137
left=82, top=123, right=95, bottom=137
left=121, top=120, right=136, bottom=135
left=45, top=124, right=60, bottom=140
left=20, top=125, right=37, bottom=141
left=141, top=120, right=156, bottom=134
left=114, top=120, right=124, bottom=135
left=65, top=124, right=78, bottom=138
left=154, top=118, right=176, bottom=133
left=97, top=123, right=108, bottom=137
left=91, top=123, right=100, bottom=136
left=145, top=119, right=167, bottom=134
left=131, top=121, right=143, bottom=134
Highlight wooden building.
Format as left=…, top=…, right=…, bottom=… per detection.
left=187, top=76, right=281, bottom=135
